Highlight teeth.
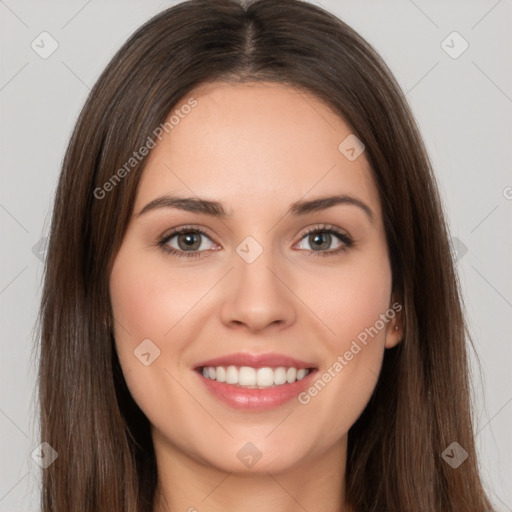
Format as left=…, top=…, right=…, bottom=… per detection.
left=239, top=366, right=256, bottom=386
left=226, top=365, right=238, bottom=384
left=286, top=367, right=297, bottom=383
left=216, top=366, right=226, bottom=382
left=256, top=367, right=274, bottom=387
left=296, top=368, right=308, bottom=380
left=200, top=365, right=311, bottom=388
left=274, top=367, right=287, bottom=385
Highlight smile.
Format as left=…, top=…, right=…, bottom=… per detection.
left=194, top=353, right=318, bottom=410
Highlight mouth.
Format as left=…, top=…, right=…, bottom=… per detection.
left=193, top=353, right=318, bottom=410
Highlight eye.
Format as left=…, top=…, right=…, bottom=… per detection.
left=295, top=224, right=353, bottom=257
left=158, top=226, right=218, bottom=258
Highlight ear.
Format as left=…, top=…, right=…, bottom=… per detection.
left=384, top=297, right=404, bottom=349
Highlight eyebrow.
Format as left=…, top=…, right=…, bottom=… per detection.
left=136, top=194, right=374, bottom=223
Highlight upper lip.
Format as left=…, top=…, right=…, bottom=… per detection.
left=195, top=352, right=316, bottom=370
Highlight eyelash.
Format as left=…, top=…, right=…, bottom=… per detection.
left=157, top=224, right=354, bottom=259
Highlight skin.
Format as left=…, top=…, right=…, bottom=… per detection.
left=109, top=81, right=402, bottom=512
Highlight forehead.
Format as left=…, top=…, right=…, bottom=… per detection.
left=134, top=81, right=381, bottom=222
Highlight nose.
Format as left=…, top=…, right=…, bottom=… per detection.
left=219, top=247, right=297, bottom=334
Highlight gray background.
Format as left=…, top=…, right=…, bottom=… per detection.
left=1, top=0, right=511, bottom=510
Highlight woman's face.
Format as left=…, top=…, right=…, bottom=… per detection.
left=110, top=81, right=401, bottom=475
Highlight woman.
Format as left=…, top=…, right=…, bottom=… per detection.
left=38, top=0, right=495, bottom=510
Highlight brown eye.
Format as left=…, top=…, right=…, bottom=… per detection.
left=176, top=232, right=203, bottom=251
left=308, top=231, right=333, bottom=251
left=295, top=225, right=354, bottom=257
left=159, top=227, right=218, bottom=258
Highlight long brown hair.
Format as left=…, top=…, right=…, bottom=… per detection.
left=37, top=0, right=494, bottom=510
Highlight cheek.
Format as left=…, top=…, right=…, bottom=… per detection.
left=109, top=249, right=204, bottom=352
left=295, top=247, right=392, bottom=423
left=305, top=246, right=392, bottom=354
left=109, top=250, right=203, bottom=437
left=109, top=249, right=191, bottom=395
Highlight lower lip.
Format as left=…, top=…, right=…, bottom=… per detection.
left=196, top=369, right=317, bottom=411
